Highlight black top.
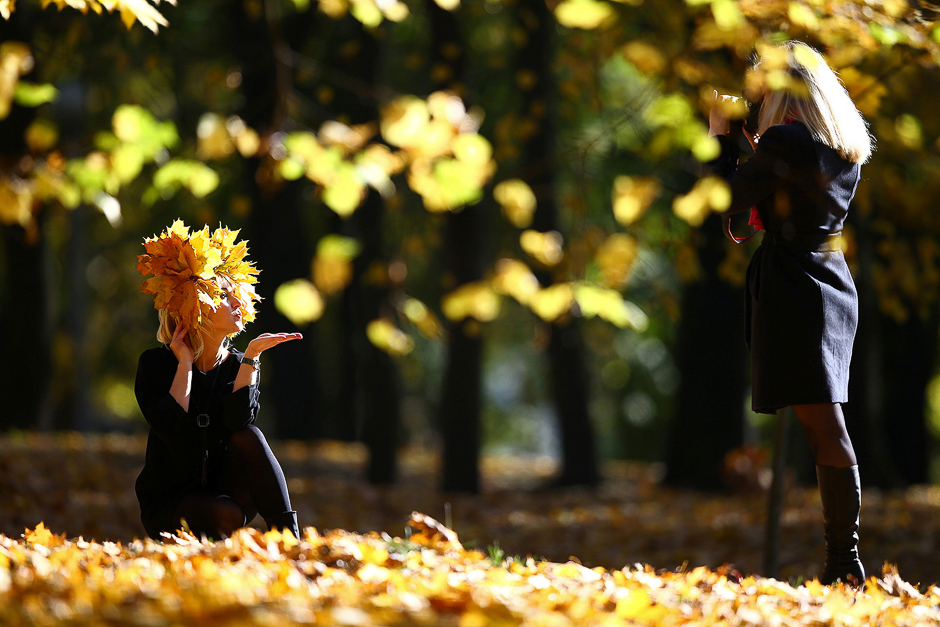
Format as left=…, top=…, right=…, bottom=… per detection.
left=712, top=122, right=861, bottom=413
left=134, top=346, right=259, bottom=516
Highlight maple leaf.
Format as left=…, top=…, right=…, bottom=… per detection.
left=23, top=521, right=62, bottom=547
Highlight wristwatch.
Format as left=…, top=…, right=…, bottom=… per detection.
left=240, top=356, right=260, bottom=370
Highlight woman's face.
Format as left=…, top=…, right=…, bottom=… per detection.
left=205, top=280, right=245, bottom=336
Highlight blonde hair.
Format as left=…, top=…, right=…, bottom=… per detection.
left=156, top=277, right=239, bottom=362
left=755, top=41, right=873, bottom=164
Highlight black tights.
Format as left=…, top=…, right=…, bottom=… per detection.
left=172, top=425, right=291, bottom=538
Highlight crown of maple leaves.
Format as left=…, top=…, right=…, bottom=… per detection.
left=137, top=220, right=260, bottom=331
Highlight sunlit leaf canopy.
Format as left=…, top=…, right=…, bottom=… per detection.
left=6, top=0, right=940, bottom=357
left=547, top=0, right=940, bottom=327
left=3, top=0, right=174, bottom=32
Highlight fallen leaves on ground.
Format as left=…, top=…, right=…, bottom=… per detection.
left=2, top=514, right=940, bottom=626
left=2, top=432, right=940, bottom=598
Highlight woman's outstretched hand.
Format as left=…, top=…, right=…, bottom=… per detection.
left=169, top=322, right=194, bottom=365
left=709, top=90, right=733, bottom=137
left=243, top=333, right=303, bottom=360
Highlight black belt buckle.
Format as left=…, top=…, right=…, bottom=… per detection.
left=197, top=413, right=210, bottom=428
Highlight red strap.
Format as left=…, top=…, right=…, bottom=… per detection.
left=724, top=208, right=763, bottom=244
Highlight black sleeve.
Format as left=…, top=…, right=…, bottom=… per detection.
left=216, top=352, right=260, bottom=431
left=135, top=348, right=189, bottom=444
left=710, top=126, right=791, bottom=215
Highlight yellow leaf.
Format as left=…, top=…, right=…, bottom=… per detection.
left=0, top=41, right=32, bottom=120
left=0, top=176, right=32, bottom=227
left=382, top=96, right=430, bottom=149
left=494, top=179, right=537, bottom=228
left=787, top=1, right=819, bottom=31
left=491, top=258, right=540, bottom=305
left=322, top=164, right=364, bottom=217
left=595, top=233, right=639, bottom=287
left=575, top=284, right=648, bottom=330
left=274, top=279, right=324, bottom=326
left=452, top=133, right=492, bottom=165
left=24, top=119, right=58, bottom=152
left=520, top=230, right=564, bottom=266
left=612, top=175, right=660, bottom=226
left=712, top=0, right=744, bottom=30
left=673, top=176, right=730, bottom=226
left=529, top=283, right=575, bottom=322
left=402, top=298, right=444, bottom=340
left=196, top=113, right=235, bottom=160
left=367, top=318, right=415, bottom=356
left=622, top=41, right=666, bottom=75
left=0, top=0, right=15, bottom=20
left=24, top=522, right=62, bottom=547
left=555, top=0, right=615, bottom=30
left=441, top=282, right=501, bottom=322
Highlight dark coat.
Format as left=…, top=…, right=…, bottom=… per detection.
left=134, top=346, right=259, bottom=536
left=712, top=122, right=861, bottom=413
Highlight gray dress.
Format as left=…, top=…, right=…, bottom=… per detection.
left=712, top=122, right=861, bottom=414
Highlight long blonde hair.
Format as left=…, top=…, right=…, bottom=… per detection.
left=755, top=41, right=873, bottom=164
left=156, top=277, right=238, bottom=362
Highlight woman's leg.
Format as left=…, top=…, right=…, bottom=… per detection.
left=172, top=492, right=246, bottom=539
left=221, top=425, right=299, bottom=537
left=791, top=403, right=856, bottom=467
left=792, top=403, right=864, bottom=585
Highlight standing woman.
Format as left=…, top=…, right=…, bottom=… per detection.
left=709, top=41, right=873, bottom=585
left=135, top=221, right=302, bottom=540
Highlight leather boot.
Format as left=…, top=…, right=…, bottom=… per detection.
left=265, top=510, right=300, bottom=539
left=816, top=465, right=865, bottom=585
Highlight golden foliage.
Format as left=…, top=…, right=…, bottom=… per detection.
left=35, top=0, right=173, bottom=33
left=0, top=42, right=32, bottom=120
left=366, top=318, right=415, bottom=356
left=612, top=175, right=660, bottom=226
left=136, top=220, right=260, bottom=330
left=442, top=281, right=501, bottom=322
left=673, top=176, right=731, bottom=227
left=594, top=233, right=639, bottom=288
left=311, top=234, right=360, bottom=296
left=520, top=229, right=564, bottom=267
left=3, top=514, right=935, bottom=626
left=274, top=279, right=324, bottom=326
left=494, top=178, right=537, bottom=228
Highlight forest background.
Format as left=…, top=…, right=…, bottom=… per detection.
left=3, top=0, right=940, bottom=572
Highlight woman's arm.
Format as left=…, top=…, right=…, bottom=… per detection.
left=135, top=349, right=190, bottom=443
left=232, top=333, right=302, bottom=392
left=167, top=322, right=194, bottom=411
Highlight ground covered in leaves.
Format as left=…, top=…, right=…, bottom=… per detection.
left=3, top=433, right=940, bottom=624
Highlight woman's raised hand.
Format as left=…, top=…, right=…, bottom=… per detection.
left=709, top=90, right=735, bottom=137
left=243, top=333, right=303, bottom=360
left=169, top=322, right=194, bottom=365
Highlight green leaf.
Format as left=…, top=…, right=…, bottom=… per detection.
left=14, top=82, right=58, bottom=107
left=153, top=160, right=220, bottom=199
left=317, top=234, right=362, bottom=260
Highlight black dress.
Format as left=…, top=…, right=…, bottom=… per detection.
left=712, top=122, right=861, bottom=414
left=135, top=346, right=259, bottom=537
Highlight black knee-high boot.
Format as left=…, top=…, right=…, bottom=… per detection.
left=816, top=465, right=865, bottom=585
left=265, top=510, right=300, bottom=539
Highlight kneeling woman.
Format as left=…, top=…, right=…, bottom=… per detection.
left=134, top=221, right=302, bottom=540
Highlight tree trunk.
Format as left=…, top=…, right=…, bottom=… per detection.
left=664, top=214, right=749, bottom=490
left=0, top=9, right=49, bottom=432
left=517, top=0, right=599, bottom=487
left=842, top=209, right=900, bottom=488
left=231, top=0, right=320, bottom=440
left=426, top=0, right=487, bottom=493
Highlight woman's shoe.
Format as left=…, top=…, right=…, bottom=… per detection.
left=264, top=510, right=300, bottom=539
left=816, top=465, right=865, bottom=586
